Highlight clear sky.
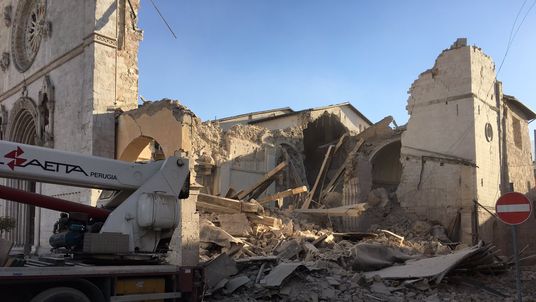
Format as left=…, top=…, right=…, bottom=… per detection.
left=137, top=0, right=536, bottom=151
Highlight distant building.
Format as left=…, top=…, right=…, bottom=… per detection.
left=215, top=102, right=372, bottom=133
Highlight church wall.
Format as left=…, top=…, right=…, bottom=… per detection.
left=0, top=0, right=140, bottom=253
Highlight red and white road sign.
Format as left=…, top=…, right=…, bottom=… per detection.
left=495, top=192, right=533, bottom=225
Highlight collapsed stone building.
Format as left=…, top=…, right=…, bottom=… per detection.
left=113, top=39, right=536, bottom=259
left=0, top=0, right=534, bottom=267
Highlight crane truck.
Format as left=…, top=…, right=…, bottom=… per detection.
left=0, top=140, right=203, bottom=302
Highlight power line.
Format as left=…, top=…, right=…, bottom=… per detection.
left=484, top=0, right=536, bottom=100
left=149, top=0, right=178, bottom=39
left=497, top=0, right=535, bottom=76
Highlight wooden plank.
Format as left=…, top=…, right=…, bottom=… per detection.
left=319, top=138, right=365, bottom=201
left=196, top=201, right=238, bottom=214
left=295, top=203, right=368, bottom=216
left=198, top=193, right=262, bottom=213
left=237, top=161, right=288, bottom=200
left=257, top=186, right=308, bottom=204
left=246, top=214, right=282, bottom=228
left=333, top=133, right=349, bottom=154
left=230, top=190, right=244, bottom=200
left=249, top=181, right=274, bottom=200
left=225, top=188, right=237, bottom=199
left=301, top=145, right=335, bottom=209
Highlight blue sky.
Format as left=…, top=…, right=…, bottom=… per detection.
left=137, top=0, right=536, bottom=150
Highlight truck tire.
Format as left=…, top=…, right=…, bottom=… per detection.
left=30, top=287, right=91, bottom=302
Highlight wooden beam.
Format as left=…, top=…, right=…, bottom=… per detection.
left=257, top=186, right=308, bottom=204
left=246, top=214, right=282, bottom=228
left=301, top=145, right=335, bottom=209
left=225, top=188, right=237, bottom=199
left=295, top=203, right=368, bottom=216
left=198, top=193, right=263, bottom=213
left=319, top=138, right=365, bottom=201
left=196, top=201, right=238, bottom=214
left=333, top=133, right=349, bottom=154
left=237, top=161, right=288, bottom=200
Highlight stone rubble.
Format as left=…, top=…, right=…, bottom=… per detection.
left=198, top=190, right=521, bottom=301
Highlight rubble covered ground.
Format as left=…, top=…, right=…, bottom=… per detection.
left=186, top=110, right=536, bottom=301
left=198, top=190, right=536, bottom=301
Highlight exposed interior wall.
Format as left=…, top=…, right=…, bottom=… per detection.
left=303, top=112, right=348, bottom=188
left=370, top=140, right=402, bottom=189
left=217, top=108, right=292, bottom=130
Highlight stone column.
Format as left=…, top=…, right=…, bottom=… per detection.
left=167, top=182, right=201, bottom=266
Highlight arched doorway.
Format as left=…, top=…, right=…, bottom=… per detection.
left=118, top=136, right=165, bottom=162
left=3, top=97, right=39, bottom=254
left=370, top=139, right=402, bottom=189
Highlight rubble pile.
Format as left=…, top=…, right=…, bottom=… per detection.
left=187, top=110, right=530, bottom=301
left=197, top=186, right=512, bottom=301
left=199, top=209, right=515, bottom=300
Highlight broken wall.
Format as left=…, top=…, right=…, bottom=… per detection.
left=191, top=121, right=306, bottom=200
left=116, top=99, right=199, bottom=266
left=397, top=40, right=501, bottom=244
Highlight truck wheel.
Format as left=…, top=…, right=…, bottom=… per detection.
left=30, top=287, right=90, bottom=302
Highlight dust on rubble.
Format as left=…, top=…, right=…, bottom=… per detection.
left=199, top=194, right=523, bottom=301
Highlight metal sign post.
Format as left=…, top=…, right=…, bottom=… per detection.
left=511, top=225, right=522, bottom=302
left=495, top=192, right=533, bottom=302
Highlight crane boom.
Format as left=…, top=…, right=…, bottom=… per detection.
left=0, top=140, right=163, bottom=190
left=0, top=140, right=190, bottom=254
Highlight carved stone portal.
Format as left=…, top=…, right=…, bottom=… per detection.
left=0, top=105, right=8, bottom=140
left=0, top=52, right=9, bottom=71
left=3, top=5, right=11, bottom=27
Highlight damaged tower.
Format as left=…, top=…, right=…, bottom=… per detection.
left=397, top=39, right=536, bottom=246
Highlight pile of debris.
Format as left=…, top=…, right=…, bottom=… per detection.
left=199, top=206, right=511, bottom=301
left=189, top=113, right=524, bottom=301
left=195, top=166, right=512, bottom=301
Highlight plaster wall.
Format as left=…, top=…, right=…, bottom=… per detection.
left=252, top=106, right=370, bottom=134
left=218, top=109, right=291, bottom=130
left=309, top=106, right=369, bottom=134
left=253, top=114, right=305, bottom=131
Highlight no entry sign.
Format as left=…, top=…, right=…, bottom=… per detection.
left=495, top=192, right=532, bottom=225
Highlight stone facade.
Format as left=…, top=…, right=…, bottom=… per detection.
left=0, top=0, right=141, bottom=254
left=397, top=39, right=536, bottom=246
left=502, top=95, right=535, bottom=194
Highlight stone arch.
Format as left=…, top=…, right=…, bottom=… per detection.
left=7, top=97, right=39, bottom=143
left=369, top=138, right=402, bottom=189
left=3, top=96, right=39, bottom=254
left=116, top=101, right=194, bottom=163
left=118, top=135, right=165, bottom=162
